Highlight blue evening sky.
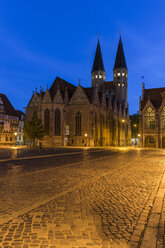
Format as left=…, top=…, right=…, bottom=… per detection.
left=0, top=0, right=165, bottom=114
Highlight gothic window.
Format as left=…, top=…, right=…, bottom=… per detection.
left=55, top=109, right=61, bottom=136
left=144, top=107, right=155, bottom=129
left=75, top=112, right=81, bottom=136
left=95, top=112, right=98, bottom=137
left=44, top=109, right=50, bottom=135
left=161, top=106, right=165, bottom=128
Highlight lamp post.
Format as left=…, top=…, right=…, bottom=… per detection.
left=14, top=132, right=17, bottom=146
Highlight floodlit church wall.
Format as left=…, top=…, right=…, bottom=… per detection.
left=68, top=104, right=92, bottom=146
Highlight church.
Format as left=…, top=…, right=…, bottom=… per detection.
left=139, top=83, right=165, bottom=148
left=25, top=37, right=131, bottom=147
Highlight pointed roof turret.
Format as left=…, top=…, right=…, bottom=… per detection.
left=114, top=36, right=127, bottom=69
left=92, top=40, right=105, bottom=72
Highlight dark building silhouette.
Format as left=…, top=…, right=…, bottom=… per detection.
left=26, top=37, right=131, bottom=146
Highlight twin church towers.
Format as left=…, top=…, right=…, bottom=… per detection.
left=91, top=36, right=128, bottom=106
left=26, top=35, right=130, bottom=147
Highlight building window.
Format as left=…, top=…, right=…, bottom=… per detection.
left=95, top=75, right=98, bottom=78
left=126, top=74, right=128, bottom=77
left=6, top=136, right=8, bottom=142
left=117, top=72, right=121, bottom=76
left=44, top=109, right=50, bottom=135
left=114, top=74, right=116, bottom=77
left=55, top=109, right=61, bottom=136
left=144, top=107, right=155, bottom=129
left=161, top=106, right=165, bottom=128
left=122, top=73, right=125, bottom=76
left=95, top=112, right=98, bottom=137
left=10, top=137, right=12, bottom=141
left=99, top=75, right=102, bottom=78
left=118, top=83, right=120, bottom=87
left=122, top=83, right=125, bottom=87
left=75, top=112, right=81, bottom=136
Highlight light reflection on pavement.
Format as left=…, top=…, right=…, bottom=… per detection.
left=0, top=147, right=164, bottom=248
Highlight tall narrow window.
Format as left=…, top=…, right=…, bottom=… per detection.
left=161, top=106, right=165, bottom=128
left=76, top=112, right=81, bottom=136
left=45, top=109, right=50, bottom=135
left=55, top=109, right=61, bottom=136
left=144, top=107, right=155, bottom=129
left=95, top=112, right=98, bottom=137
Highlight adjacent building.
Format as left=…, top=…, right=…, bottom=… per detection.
left=139, top=83, right=165, bottom=148
left=25, top=37, right=131, bottom=147
left=0, top=93, right=24, bottom=145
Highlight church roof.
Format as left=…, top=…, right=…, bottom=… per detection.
left=0, top=93, right=19, bottom=116
left=49, top=77, right=76, bottom=100
left=141, top=87, right=165, bottom=109
left=114, top=37, right=127, bottom=69
left=92, top=40, right=105, bottom=72
left=104, top=81, right=115, bottom=90
left=83, top=87, right=95, bottom=103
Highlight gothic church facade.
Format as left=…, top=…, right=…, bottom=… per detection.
left=139, top=83, right=165, bottom=148
left=25, top=37, right=131, bottom=147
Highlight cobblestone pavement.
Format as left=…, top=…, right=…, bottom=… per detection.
left=0, top=148, right=164, bottom=248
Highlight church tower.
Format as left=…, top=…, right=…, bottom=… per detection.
left=113, top=36, right=128, bottom=105
left=91, top=40, right=105, bottom=88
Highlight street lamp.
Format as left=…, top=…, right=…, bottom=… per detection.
left=84, top=133, right=88, bottom=137
left=121, top=119, right=125, bottom=123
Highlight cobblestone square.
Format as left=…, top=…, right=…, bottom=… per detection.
left=0, top=148, right=164, bottom=248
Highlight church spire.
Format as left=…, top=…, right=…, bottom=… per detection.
left=114, top=36, right=127, bottom=69
left=92, top=40, right=105, bottom=72
left=113, top=36, right=128, bottom=105
left=91, top=39, right=105, bottom=88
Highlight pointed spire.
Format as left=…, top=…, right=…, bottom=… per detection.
left=92, top=39, right=105, bottom=72
left=114, top=36, right=127, bottom=69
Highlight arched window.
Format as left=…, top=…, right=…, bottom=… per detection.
left=55, top=109, right=61, bottom=136
left=76, top=112, right=81, bottom=136
left=144, top=107, right=155, bottom=129
left=45, top=109, right=50, bottom=135
left=94, top=112, right=98, bottom=137
left=161, top=106, right=165, bottom=128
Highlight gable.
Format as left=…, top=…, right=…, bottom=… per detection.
left=101, top=92, right=106, bottom=109
left=93, top=89, right=100, bottom=106
left=0, top=97, right=3, bottom=105
left=53, top=88, right=63, bottom=104
left=28, top=93, right=39, bottom=107
left=70, top=86, right=90, bottom=105
left=42, top=90, right=52, bottom=103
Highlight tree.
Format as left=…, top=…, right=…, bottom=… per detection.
left=23, top=111, right=45, bottom=146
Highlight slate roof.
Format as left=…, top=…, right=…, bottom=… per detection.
left=83, top=87, right=95, bottom=103
left=141, top=87, right=165, bottom=110
left=104, top=81, right=115, bottom=90
left=114, top=37, right=127, bottom=69
left=92, top=40, right=105, bottom=72
left=0, top=93, right=19, bottom=116
left=49, top=77, right=76, bottom=100
left=15, top=110, right=25, bottom=119
left=28, top=76, right=127, bottom=116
